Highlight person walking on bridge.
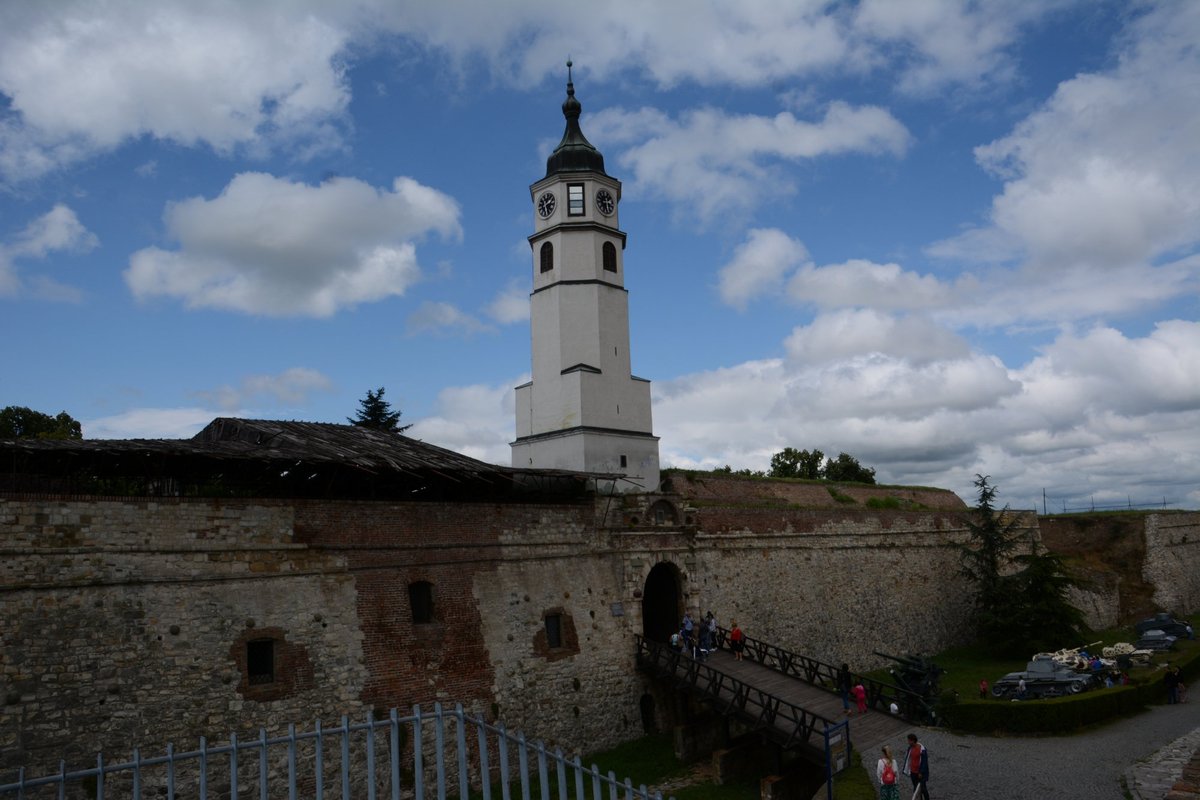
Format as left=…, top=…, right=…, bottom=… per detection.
left=729, top=621, right=745, bottom=661
left=837, top=663, right=852, bottom=715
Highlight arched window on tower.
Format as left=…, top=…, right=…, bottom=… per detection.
left=602, top=241, right=617, bottom=273
left=540, top=241, right=553, bottom=273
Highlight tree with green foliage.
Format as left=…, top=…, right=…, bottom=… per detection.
left=959, top=474, right=1086, bottom=656
left=959, top=474, right=1023, bottom=651
left=823, top=452, right=876, bottom=484
left=768, top=447, right=824, bottom=479
left=1007, top=541, right=1088, bottom=653
left=0, top=406, right=83, bottom=439
left=348, top=387, right=411, bottom=433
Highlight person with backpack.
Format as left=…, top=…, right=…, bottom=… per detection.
left=876, top=745, right=900, bottom=800
left=903, top=733, right=930, bottom=800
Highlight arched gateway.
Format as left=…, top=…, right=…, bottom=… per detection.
left=641, top=562, right=682, bottom=642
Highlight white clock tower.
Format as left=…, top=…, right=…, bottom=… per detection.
left=512, top=64, right=660, bottom=492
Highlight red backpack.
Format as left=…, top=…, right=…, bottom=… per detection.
left=882, top=760, right=896, bottom=785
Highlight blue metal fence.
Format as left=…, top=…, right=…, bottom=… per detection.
left=0, top=703, right=674, bottom=800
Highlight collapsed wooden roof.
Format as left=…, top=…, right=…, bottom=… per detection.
left=0, top=418, right=596, bottom=502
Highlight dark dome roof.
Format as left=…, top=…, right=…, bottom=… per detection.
left=546, top=62, right=607, bottom=177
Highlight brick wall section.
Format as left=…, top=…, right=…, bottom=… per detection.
left=661, top=472, right=967, bottom=511
left=289, top=500, right=597, bottom=719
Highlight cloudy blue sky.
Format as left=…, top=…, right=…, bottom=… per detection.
left=2, top=1, right=1198, bottom=511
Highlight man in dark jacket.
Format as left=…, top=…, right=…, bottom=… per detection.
left=1165, top=665, right=1180, bottom=704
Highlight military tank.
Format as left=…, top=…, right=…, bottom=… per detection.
left=1135, top=613, right=1190, bottom=639
left=991, top=655, right=1095, bottom=699
left=1134, top=629, right=1177, bottom=652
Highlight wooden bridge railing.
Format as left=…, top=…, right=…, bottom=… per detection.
left=634, top=635, right=842, bottom=753
left=712, top=626, right=936, bottom=724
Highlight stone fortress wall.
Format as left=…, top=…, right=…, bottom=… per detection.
left=3, top=487, right=1199, bottom=780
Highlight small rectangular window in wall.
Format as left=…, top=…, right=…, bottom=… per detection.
left=568, top=184, right=585, bottom=216
left=620, top=454, right=628, bottom=468
left=545, top=613, right=563, bottom=648
left=247, top=639, right=275, bottom=685
left=409, top=581, right=435, bottom=624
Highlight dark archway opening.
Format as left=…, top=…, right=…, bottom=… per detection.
left=642, top=562, right=682, bottom=643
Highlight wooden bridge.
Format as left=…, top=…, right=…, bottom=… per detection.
left=635, top=633, right=918, bottom=768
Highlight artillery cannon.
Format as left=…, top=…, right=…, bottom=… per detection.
left=874, top=651, right=944, bottom=721
left=874, top=651, right=945, bottom=698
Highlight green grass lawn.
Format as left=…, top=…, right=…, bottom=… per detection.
left=933, top=611, right=1199, bottom=702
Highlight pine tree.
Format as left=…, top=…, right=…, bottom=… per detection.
left=348, top=387, right=411, bottom=433
left=959, top=474, right=1086, bottom=656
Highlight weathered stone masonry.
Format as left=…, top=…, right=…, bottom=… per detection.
left=4, top=489, right=1199, bottom=782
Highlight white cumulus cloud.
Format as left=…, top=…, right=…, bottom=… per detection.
left=589, top=102, right=911, bottom=222
left=192, top=367, right=334, bottom=412
left=405, top=301, right=490, bottom=336
left=935, top=2, right=1200, bottom=273
left=717, top=228, right=810, bottom=310
left=0, top=203, right=97, bottom=297
left=0, top=1, right=351, bottom=181
left=407, top=378, right=519, bottom=465
left=125, top=173, right=460, bottom=317
left=486, top=281, right=531, bottom=325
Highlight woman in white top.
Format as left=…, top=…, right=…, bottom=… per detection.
left=876, top=745, right=900, bottom=800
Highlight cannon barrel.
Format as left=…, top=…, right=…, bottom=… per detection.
left=874, top=651, right=928, bottom=666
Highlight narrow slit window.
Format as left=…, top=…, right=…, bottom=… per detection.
left=540, top=241, right=553, bottom=273
left=247, top=639, right=275, bottom=685
left=545, top=613, right=562, bottom=648
left=409, top=581, right=435, bottom=624
left=620, top=454, right=628, bottom=468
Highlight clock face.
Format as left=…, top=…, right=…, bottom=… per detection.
left=595, top=189, right=615, bottom=216
left=537, top=191, right=557, bottom=219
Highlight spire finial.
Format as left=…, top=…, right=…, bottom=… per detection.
left=566, top=58, right=574, bottom=97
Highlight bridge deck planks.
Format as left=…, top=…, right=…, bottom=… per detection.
left=684, top=649, right=914, bottom=757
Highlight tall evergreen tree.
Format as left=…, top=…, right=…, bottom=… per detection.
left=348, top=387, right=411, bottom=433
left=1008, top=541, right=1088, bottom=653
left=959, top=474, right=1086, bottom=656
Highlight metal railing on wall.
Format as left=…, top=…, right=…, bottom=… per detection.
left=0, top=703, right=674, bottom=800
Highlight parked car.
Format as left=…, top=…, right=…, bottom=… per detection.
left=1135, top=613, right=1191, bottom=639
